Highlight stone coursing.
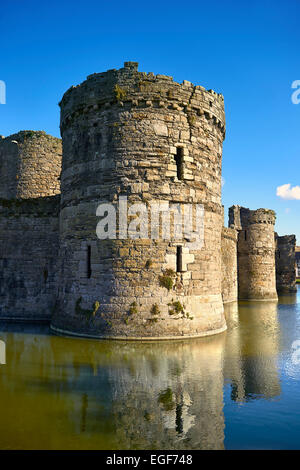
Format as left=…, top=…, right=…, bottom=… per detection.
left=221, top=227, right=238, bottom=303
left=275, top=234, right=296, bottom=293
left=0, top=131, right=61, bottom=199
left=229, top=206, right=278, bottom=301
left=0, top=130, right=61, bottom=321
left=51, top=61, right=227, bottom=339
left=0, top=196, right=60, bottom=320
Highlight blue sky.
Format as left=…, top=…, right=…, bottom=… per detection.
left=0, top=0, right=299, bottom=240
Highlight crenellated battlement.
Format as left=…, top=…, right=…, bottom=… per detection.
left=59, top=62, right=225, bottom=137
left=229, top=205, right=276, bottom=229
left=241, top=208, right=276, bottom=226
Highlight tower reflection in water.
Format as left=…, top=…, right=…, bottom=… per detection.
left=0, top=297, right=285, bottom=449
left=224, top=300, right=281, bottom=402
left=108, top=337, right=225, bottom=450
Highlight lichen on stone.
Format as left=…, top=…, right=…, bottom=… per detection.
left=114, top=84, right=127, bottom=102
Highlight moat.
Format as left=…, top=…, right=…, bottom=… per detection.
left=0, top=288, right=300, bottom=450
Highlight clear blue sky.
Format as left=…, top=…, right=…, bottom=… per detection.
left=0, top=0, right=299, bottom=241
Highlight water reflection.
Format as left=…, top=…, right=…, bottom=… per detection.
left=224, top=301, right=280, bottom=402
left=107, top=337, right=225, bottom=449
left=0, top=294, right=298, bottom=450
left=277, top=292, right=297, bottom=305
left=0, top=331, right=226, bottom=449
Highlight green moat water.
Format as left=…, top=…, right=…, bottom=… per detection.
left=1, top=288, right=300, bottom=450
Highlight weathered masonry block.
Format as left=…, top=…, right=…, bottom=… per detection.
left=275, top=234, right=297, bottom=293
left=51, top=61, right=227, bottom=339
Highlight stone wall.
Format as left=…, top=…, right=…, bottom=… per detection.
left=295, top=247, right=300, bottom=277
left=229, top=206, right=277, bottom=301
left=221, top=227, right=238, bottom=303
left=275, top=234, right=296, bottom=293
left=51, top=61, right=227, bottom=339
left=0, top=197, right=60, bottom=321
left=0, top=131, right=61, bottom=199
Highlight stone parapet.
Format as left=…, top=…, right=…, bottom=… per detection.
left=59, top=62, right=225, bottom=138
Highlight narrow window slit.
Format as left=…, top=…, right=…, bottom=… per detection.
left=175, top=147, right=184, bottom=180
left=244, top=230, right=247, bottom=241
left=95, top=132, right=102, bottom=148
left=176, top=246, right=183, bottom=272
left=87, top=245, right=92, bottom=279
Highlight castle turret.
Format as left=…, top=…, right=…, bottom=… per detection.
left=0, top=131, right=61, bottom=321
left=229, top=206, right=278, bottom=301
left=0, top=131, right=61, bottom=199
left=51, top=62, right=227, bottom=339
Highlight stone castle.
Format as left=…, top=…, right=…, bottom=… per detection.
left=0, top=62, right=297, bottom=339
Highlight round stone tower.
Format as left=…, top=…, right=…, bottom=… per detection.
left=229, top=206, right=278, bottom=301
left=51, top=62, right=227, bottom=339
left=0, top=131, right=62, bottom=199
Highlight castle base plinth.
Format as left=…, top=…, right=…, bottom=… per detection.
left=50, top=294, right=226, bottom=340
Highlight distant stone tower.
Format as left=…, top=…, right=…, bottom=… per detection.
left=51, top=62, right=227, bottom=339
left=229, top=206, right=278, bottom=301
left=0, top=131, right=61, bottom=199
